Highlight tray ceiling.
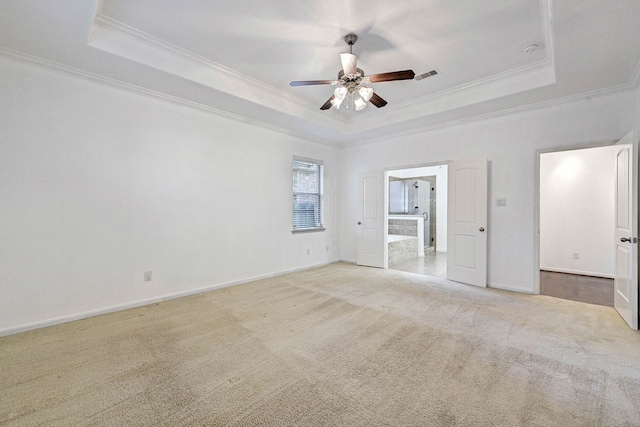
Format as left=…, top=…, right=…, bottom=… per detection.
left=1, top=0, right=639, bottom=146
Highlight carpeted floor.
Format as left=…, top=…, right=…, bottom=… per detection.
left=1, top=262, right=639, bottom=426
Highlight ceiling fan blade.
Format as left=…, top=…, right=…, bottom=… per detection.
left=368, top=70, right=415, bottom=83
left=369, top=92, right=388, bottom=108
left=340, top=52, right=357, bottom=75
left=289, top=80, right=335, bottom=86
left=320, top=95, right=335, bottom=110
left=415, top=69, right=438, bottom=81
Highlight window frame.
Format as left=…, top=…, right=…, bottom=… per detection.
left=292, top=156, right=325, bottom=233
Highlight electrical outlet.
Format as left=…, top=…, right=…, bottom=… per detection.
left=496, top=198, right=507, bottom=207
left=326, top=245, right=330, bottom=252
left=306, top=248, right=310, bottom=255
left=572, top=251, right=580, bottom=260
left=144, top=271, right=152, bottom=282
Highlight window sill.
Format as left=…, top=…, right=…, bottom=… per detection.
left=292, top=227, right=326, bottom=234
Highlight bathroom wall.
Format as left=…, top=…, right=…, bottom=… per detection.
left=389, top=178, right=408, bottom=214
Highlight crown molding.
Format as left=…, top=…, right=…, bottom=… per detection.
left=342, top=82, right=636, bottom=149
left=0, top=46, right=339, bottom=148
left=92, top=0, right=104, bottom=20
left=88, top=3, right=571, bottom=144
left=2, top=0, right=635, bottom=151
left=346, top=57, right=556, bottom=137
left=397, top=58, right=553, bottom=111
left=91, top=14, right=350, bottom=131
left=92, top=14, right=316, bottom=109
left=2, top=43, right=634, bottom=151
left=392, top=0, right=554, bottom=112
left=89, top=13, right=563, bottom=140
left=3, top=43, right=633, bottom=151
left=630, top=57, right=640, bottom=89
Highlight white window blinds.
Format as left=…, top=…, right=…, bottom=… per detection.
left=292, top=156, right=324, bottom=231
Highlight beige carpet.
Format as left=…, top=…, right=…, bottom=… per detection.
left=1, top=262, right=640, bottom=426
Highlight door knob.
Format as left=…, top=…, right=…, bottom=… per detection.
left=357, top=221, right=362, bottom=225
left=479, top=227, right=485, bottom=232
left=620, top=237, right=632, bottom=243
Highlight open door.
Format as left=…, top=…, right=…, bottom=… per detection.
left=614, top=132, right=638, bottom=330
left=357, top=171, right=386, bottom=268
left=447, top=159, right=488, bottom=287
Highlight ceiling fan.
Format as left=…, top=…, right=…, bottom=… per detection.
left=290, top=34, right=415, bottom=111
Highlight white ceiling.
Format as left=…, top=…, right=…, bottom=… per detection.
left=1, top=0, right=639, bottom=147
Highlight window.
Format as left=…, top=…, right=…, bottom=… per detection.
left=292, top=156, right=324, bottom=232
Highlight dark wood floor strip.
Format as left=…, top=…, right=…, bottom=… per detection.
left=540, top=270, right=613, bottom=307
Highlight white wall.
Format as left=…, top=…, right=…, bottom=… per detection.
left=2, top=52, right=638, bottom=335
left=540, top=146, right=619, bottom=277
left=339, top=90, right=636, bottom=293
left=0, top=56, right=339, bottom=335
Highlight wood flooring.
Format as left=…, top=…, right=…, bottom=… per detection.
left=540, top=270, right=614, bottom=307
left=391, top=255, right=614, bottom=308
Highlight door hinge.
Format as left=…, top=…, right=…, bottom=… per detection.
left=634, top=237, right=638, bottom=244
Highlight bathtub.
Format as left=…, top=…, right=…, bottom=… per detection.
left=388, top=215, right=424, bottom=256
left=388, top=235, right=416, bottom=243
left=388, top=235, right=418, bottom=265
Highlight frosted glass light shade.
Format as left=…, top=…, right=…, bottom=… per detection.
left=330, top=97, right=343, bottom=109
left=359, top=87, right=373, bottom=101
left=331, top=87, right=348, bottom=109
left=354, top=95, right=366, bottom=111
left=334, top=87, right=347, bottom=100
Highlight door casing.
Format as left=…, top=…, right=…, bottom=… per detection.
left=535, top=137, right=638, bottom=330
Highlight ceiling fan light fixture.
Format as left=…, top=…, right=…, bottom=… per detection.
left=334, top=86, right=347, bottom=100
left=359, top=87, right=373, bottom=101
left=290, top=33, right=414, bottom=112
left=331, top=87, right=347, bottom=109
left=330, top=97, right=343, bottom=109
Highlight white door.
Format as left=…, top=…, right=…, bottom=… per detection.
left=357, top=171, right=386, bottom=268
left=614, top=132, right=638, bottom=330
left=447, top=159, right=488, bottom=287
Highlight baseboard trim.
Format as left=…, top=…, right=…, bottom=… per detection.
left=488, top=282, right=535, bottom=294
left=539, top=267, right=613, bottom=279
left=0, top=260, right=337, bottom=338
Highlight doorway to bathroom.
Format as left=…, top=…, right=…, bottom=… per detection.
left=386, top=164, right=448, bottom=278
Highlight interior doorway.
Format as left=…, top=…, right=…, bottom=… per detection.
left=539, top=145, right=620, bottom=306
left=386, top=164, right=448, bottom=278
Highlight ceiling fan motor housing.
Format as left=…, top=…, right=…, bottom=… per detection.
left=338, top=68, right=365, bottom=92
left=338, top=68, right=364, bottom=80
left=344, top=33, right=358, bottom=46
